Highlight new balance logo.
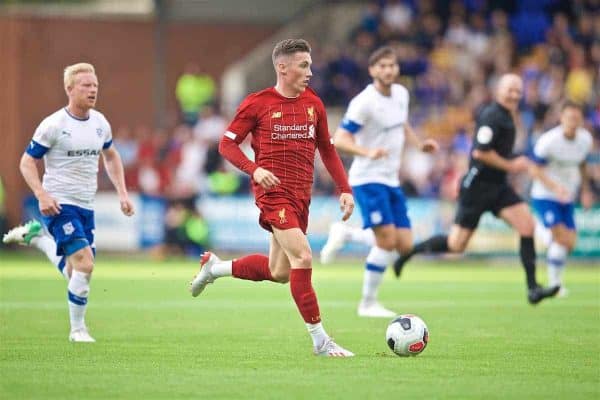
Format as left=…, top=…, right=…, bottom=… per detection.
left=271, top=111, right=282, bottom=118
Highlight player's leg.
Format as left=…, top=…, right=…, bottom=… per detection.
left=65, top=245, right=95, bottom=342
left=273, top=226, right=353, bottom=356
left=393, top=208, right=478, bottom=278
left=320, top=223, right=375, bottom=264
left=546, top=202, right=577, bottom=296
left=349, top=184, right=396, bottom=316
left=547, top=224, right=576, bottom=296
left=358, top=224, right=397, bottom=317
left=189, top=247, right=278, bottom=297
left=498, top=202, right=559, bottom=304
left=3, top=220, right=69, bottom=280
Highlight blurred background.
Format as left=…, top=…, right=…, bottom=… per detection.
left=0, top=0, right=598, bottom=260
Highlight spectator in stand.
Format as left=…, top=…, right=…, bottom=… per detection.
left=176, top=62, right=216, bottom=126
left=193, top=103, right=227, bottom=145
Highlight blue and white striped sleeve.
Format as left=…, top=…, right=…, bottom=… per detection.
left=26, top=119, right=55, bottom=158
left=340, top=96, right=368, bottom=134
left=531, top=135, right=550, bottom=165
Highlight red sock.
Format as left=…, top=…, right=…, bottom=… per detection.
left=232, top=254, right=274, bottom=281
left=290, top=268, right=321, bottom=324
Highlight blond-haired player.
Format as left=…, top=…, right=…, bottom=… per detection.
left=3, top=63, right=134, bottom=342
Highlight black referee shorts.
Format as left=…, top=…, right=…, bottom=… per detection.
left=454, top=180, right=523, bottom=230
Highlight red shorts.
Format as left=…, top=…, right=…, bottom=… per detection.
left=256, top=195, right=310, bottom=234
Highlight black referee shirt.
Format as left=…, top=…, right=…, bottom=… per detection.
left=466, top=101, right=516, bottom=184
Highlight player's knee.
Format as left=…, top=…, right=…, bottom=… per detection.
left=271, top=269, right=290, bottom=284
left=555, top=232, right=576, bottom=252
left=518, top=216, right=536, bottom=237
left=447, top=237, right=466, bottom=253
left=68, top=251, right=94, bottom=274
left=397, top=242, right=413, bottom=255
left=294, top=251, right=312, bottom=269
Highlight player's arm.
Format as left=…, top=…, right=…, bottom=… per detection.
left=218, top=97, right=280, bottom=190
left=471, top=118, right=528, bottom=173
left=333, top=127, right=388, bottom=160
left=102, top=145, right=134, bottom=216
left=528, top=163, right=570, bottom=203
left=472, top=149, right=529, bottom=173
left=580, top=161, right=594, bottom=209
left=334, top=98, right=387, bottom=160
left=404, top=122, right=438, bottom=153
left=20, top=152, right=61, bottom=216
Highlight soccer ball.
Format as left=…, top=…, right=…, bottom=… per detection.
left=386, top=314, right=429, bottom=357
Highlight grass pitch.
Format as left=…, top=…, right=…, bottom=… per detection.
left=1, top=252, right=598, bottom=399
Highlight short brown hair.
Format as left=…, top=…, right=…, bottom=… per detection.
left=272, top=39, right=311, bottom=66
left=561, top=100, right=583, bottom=113
left=368, top=46, right=397, bottom=66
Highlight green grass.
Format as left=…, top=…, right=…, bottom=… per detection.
left=1, top=251, right=599, bottom=399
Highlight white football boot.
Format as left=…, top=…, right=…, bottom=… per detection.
left=190, top=252, right=221, bottom=297
left=69, top=327, right=96, bottom=343
left=319, top=222, right=350, bottom=264
left=314, top=338, right=355, bottom=357
left=2, top=220, right=43, bottom=245
left=357, top=300, right=396, bottom=318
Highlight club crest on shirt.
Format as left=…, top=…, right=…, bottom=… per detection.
left=96, top=128, right=103, bottom=138
left=307, top=106, right=315, bottom=122
left=278, top=208, right=287, bottom=224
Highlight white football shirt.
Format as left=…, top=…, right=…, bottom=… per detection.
left=28, top=108, right=112, bottom=209
left=341, top=83, right=409, bottom=187
left=530, top=125, right=592, bottom=202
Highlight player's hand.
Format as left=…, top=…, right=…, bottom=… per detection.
left=420, top=139, right=439, bottom=153
left=508, top=156, right=530, bottom=174
left=120, top=197, right=135, bottom=216
left=581, top=188, right=594, bottom=210
left=253, top=167, right=281, bottom=190
left=367, top=148, right=388, bottom=160
left=37, top=191, right=61, bottom=216
left=339, top=193, right=354, bottom=221
left=554, top=185, right=571, bottom=204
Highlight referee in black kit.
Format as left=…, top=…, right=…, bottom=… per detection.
left=393, top=73, right=559, bottom=305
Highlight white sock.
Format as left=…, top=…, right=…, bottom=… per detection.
left=68, top=271, right=91, bottom=331
left=348, top=227, right=375, bottom=246
left=306, top=322, right=329, bottom=348
left=30, top=233, right=64, bottom=273
left=362, top=246, right=395, bottom=303
left=211, top=260, right=232, bottom=278
left=547, top=242, right=567, bottom=287
left=535, top=223, right=552, bottom=247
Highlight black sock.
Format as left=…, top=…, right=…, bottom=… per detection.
left=520, top=237, right=538, bottom=290
left=411, top=234, right=449, bottom=256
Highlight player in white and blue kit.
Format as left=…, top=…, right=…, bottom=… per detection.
left=3, top=63, right=134, bottom=341
left=529, top=101, right=594, bottom=297
left=321, top=47, right=438, bottom=317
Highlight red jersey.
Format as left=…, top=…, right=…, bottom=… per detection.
left=219, top=87, right=351, bottom=201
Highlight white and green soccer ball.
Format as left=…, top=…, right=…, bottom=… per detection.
left=386, top=314, right=429, bottom=357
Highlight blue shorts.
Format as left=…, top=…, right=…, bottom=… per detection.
left=352, top=183, right=411, bottom=229
left=42, top=204, right=95, bottom=257
left=532, top=199, right=575, bottom=230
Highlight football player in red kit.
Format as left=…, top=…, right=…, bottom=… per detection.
left=190, top=39, right=356, bottom=357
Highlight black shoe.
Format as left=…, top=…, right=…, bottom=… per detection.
left=528, top=285, right=560, bottom=305
left=393, top=254, right=410, bottom=278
